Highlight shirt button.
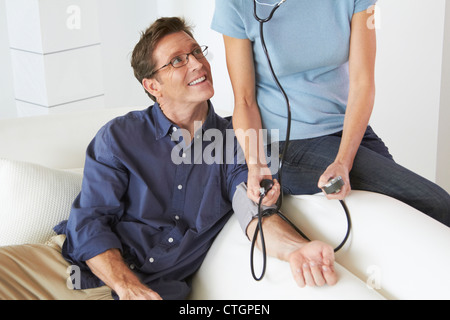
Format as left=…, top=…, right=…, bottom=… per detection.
left=182, top=153, right=187, bottom=158
left=149, top=257, right=155, bottom=263
left=172, top=127, right=178, bottom=132
left=130, top=264, right=135, bottom=270
left=168, top=237, right=174, bottom=243
left=178, top=185, right=183, bottom=190
left=175, top=215, right=180, bottom=220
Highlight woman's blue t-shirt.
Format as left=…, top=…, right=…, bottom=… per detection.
left=211, top=0, right=377, bottom=141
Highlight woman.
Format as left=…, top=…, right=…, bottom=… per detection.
left=211, top=0, right=450, bottom=225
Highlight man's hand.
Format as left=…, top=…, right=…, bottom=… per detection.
left=115, top=281, right=162, bottom=300
left=287, top=240, right=338, bottom=288
left=247, top=214, right=339, bottom=288
left=86, top=249, right=163, bottom=300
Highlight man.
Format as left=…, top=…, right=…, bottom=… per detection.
left=0, top=17, right=336, bottom=300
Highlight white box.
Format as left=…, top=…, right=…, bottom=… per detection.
left=5, top=0, right=100, bottom=54
left=16, top=95, right=105, bottom=118
left=10, top=44, right=104, bottom=107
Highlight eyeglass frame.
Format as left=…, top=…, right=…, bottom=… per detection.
left=149, top=45, right=209, bottom=77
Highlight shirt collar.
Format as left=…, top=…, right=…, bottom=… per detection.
left=153, top=102, right=174, bottom=140
left=153, top=101, right=217, bottom=141
left=201, top=100, right=218, bottom=133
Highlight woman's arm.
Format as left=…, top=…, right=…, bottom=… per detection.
left=318, top=8, right=377, bottom=199
left=223, top=35, right=280, bottom=205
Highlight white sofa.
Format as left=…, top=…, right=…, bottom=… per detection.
left=1, top=106, right=450, bottom=300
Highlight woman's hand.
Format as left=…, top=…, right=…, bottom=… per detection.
left=247, top=165, right=280, bottom=206
left=318, top=161, right=351, bottom=200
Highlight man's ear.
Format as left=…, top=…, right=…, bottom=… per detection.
left=142, top=78, right=162, bottom=99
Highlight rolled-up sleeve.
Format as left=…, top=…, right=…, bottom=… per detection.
left=64, top=125, right=128, bottom=263
left=354, top=0, right=377, bottom=13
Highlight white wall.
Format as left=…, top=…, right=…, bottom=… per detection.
left=0, top=0, right=16, bottom=119
left=437, top=1, right=450, bottom=193
left=96, top=0, right=158, bottom=110
left=0, top=0, right=448, bottom=192
left=370, top=0, right=449, bottom=191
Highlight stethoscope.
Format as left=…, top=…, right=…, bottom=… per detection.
left=254, top=0, right=286, bottom=22
left=253, top=0, right=291, bottom=194
left=250, top=0, right=352, bottom=281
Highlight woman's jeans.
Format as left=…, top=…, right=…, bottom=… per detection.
left=273, top=126, right=450, bottom=227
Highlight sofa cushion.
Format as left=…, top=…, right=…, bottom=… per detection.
left=0, top=158, right=82, bottom=246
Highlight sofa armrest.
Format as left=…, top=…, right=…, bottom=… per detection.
left=190, top=191, right=450, bottom=300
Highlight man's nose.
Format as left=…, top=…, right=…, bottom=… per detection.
left=186, top=54, right=203, bottom=69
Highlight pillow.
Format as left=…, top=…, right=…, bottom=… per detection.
left=0, top=158, right=83, bottom=246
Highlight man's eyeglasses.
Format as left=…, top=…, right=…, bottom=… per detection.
left=149, top=45, right=208, bottom=77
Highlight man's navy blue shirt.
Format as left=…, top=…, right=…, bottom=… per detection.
left=54, top=102, right=248, bottom=299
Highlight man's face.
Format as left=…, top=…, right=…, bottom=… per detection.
left=149, top=31, right=214, bottom=108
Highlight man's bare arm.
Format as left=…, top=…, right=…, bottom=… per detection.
left=247, top=215, right=338, bottom=287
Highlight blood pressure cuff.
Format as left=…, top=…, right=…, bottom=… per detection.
left=232, top=182, right=277, bottom=236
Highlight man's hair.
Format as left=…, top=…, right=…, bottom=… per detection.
left=131, top=17, right=195, bottom=102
